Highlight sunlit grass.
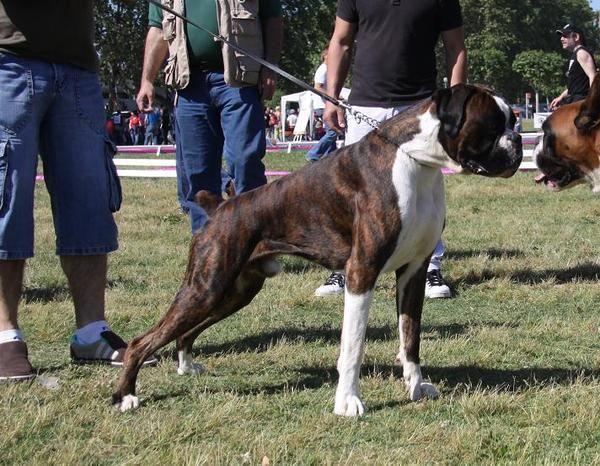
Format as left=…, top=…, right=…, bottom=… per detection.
left=2, top=152, right=599, bottom=464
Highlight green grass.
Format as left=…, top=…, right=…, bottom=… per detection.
left=520, top=119, right=540, bottom=133
left=2, top=151, right=599, bottom=465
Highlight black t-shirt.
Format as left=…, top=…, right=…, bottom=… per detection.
left=337, top=0, right=463, bottom=106
left=567, top=46, right=595, bottom=98
left=0, top=0, right=98, bottom=72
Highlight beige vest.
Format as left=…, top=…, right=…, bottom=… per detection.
left=161, top=0, right=264, bottom=89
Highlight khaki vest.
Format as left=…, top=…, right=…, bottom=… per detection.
left=161, top=0, right=264, bottom=89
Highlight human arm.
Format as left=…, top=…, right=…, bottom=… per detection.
left=259, top=16, right=283, bottom=100
left=441, top=26, right=467, bottom=86
left=136, top=27, right=169, bottom=112
left=551, top=89, right=568, bottom=110
left=576, top=48, right=597, bottom=87
left=324, top=16, right=357, bottom=133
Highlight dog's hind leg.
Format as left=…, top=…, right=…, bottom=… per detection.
left=111, top=285, right=231, bottom=411
left=175, top=260, right=274, bottom=376
left=395, top=258, right=439, bottom=401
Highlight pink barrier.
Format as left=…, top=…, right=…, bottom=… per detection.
left=35, top=170, right=291, bottom=182
left=116, top=144, right=314, bottom=154
left=117, top=145, right=176, bottom=154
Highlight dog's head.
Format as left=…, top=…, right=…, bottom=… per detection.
left=433, top=84, right=523, bottom=178
left=533, top=76, right=600, bottom=193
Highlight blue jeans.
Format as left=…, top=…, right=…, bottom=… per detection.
left=145, top=125, right=158, bottom=145
left=306, top=127, right=338, bottom=162
left=0, top=54, right=119, bottom=259
left=175, top=71, right=266, bottom=232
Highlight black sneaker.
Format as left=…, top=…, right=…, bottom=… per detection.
left=425, top=270, right=452, bottom=299
left=314, top=272, right=345, bottom=297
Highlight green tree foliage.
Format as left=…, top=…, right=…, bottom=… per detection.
left=93, top=0, right=599, bottom=106
left=93, top=0, right=336, bottom=109
left=277, top=0, right=337, bottom=93
left=94, top=1, right=149, bottom=111
left=459, top=0, right=598, bottom=101
left=512, top=50, right=564, bottom=99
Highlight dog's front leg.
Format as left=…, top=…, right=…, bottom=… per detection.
left=395, top=260, right=439, bottom=401
left=334, top=288, right=373, bottom=416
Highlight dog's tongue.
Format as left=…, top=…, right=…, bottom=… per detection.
left=535, top=173, right=560, bottom=190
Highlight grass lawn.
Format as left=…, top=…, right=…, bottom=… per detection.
left=2, top=151, right=599, bottom=464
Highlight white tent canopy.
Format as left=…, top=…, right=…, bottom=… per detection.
left=280, top=87, right=350, bottom=141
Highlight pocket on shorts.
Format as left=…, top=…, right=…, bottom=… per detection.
left=0, top=54, right=33, bottom=135
left=104, top=139, right=122, bottom=212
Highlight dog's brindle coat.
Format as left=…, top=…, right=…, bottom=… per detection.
left=534, top=73, right=600, bottom=192
left=113, top=84, right=523, bottom=415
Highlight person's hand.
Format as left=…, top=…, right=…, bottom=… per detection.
left=258, top=68, right=276, bottom=101
left=550, top=96, right=562, bottom=111
left=136, top=80, right=155, bottom=112
left=324, top=101, right=346, bottom=135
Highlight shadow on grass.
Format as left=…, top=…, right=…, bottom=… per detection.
left=22, top=286, right=70, bottom=303
left=160, top=322, right=516, bottom=358
left=457, top=261, right=600, bottom=286
left=447, top=248, right=525, bottom=260
left=22, top=278, right=146, bottom=303
left=424, top=365, right=600, bottom=392
left=294, top=364, right=600, bottom=396
left=278, top=257, right=323, bottom=273
left=142, top=363, right=599, bottom=409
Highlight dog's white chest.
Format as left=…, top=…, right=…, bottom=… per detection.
left=381, top=150, right=445, bottom=273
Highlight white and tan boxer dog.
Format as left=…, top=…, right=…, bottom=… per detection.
left=113, top=84, right=523, bottom=415
left=534, top=74, right=600, bottom=193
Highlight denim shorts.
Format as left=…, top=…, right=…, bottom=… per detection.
left=0, top=53, right=120, bottom=259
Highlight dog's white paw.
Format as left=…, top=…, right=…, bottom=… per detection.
left=408, top=379, right=439, bottom=401
left=404, top=361, right=438, bottom=401
left=116, top=394, right=140, bottom=412
left=177, top=350, right=203, bottom=376
left=334, top=394, right=366, bottom=417
left=176, top=361, right=203, bottom=376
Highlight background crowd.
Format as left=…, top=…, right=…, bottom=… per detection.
left=105, top=105, right=174, bottom=146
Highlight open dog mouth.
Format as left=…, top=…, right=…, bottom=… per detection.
left=534, top=172, right=562, bottom=191
left=534, top=170, right=580, bottom=191
left=462, top=156, right=521, bottom=178
left=462, top=160, right=489, bottom=175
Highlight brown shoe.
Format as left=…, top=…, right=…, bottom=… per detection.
left=0, top=341, right=36, bottom=382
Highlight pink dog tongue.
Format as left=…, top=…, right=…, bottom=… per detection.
left=534, top=173, right=546, bottom=184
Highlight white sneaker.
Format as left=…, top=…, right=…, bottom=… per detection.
left=424, top=270, right=452, bottom=299
left=314, top=272, right=345, bottom=297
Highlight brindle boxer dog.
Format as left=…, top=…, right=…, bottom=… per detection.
left=113, top=84, right=523, bottom=415
left=534, top=74, right=600, bottom=192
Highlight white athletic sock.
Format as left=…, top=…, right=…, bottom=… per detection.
left=75, top=320, right=110, bottom=345
left=0, top=329, right=24, bottom=345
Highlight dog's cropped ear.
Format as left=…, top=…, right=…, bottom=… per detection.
left=194, top=190, right=224, bottom=216
left=574, top=74, right=600, bottom=132
left=433, top=84, right=475, bottom=139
